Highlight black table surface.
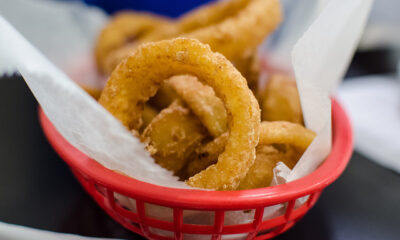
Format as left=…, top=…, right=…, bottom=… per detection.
left=1, top=49, right=400, bottom=239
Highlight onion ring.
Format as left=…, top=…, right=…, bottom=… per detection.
left=259, top=121, right=316, bottom=150
left=99, top=38, right=260, bottom=190
left=148, top=80, right=180, bottom=110
left=182, top=121, right=316, bottom=185
left=141, top=100, right=207, bottom=173
left=102, top=0, right=282, bottom=76
left=81, top=85, right=102, bottom=100
left=140, top=104, right=158, bottom=132
left=237, top=144, right=303, bottom=189
left=182, top=133, right=228, bottom=180
left=261, top=74, right=303, bottom=124
left=95, top=11, right=172, bottom=74
left=183, top=0, right=281, bottom=64
left=168, top=75, right=227, bottom=138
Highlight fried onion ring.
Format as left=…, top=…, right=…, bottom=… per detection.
left=183, top=0, right=281, bottom=64
left=141, top=100, right=207, bottom=173
left=181, top=133, right=228, bottom=180
left=99, top=38, right=260, bottom=190
left=81, top=85, right=102, bottom=100
left=95, top=11, right=172, bottom=74
left=237, top=144, right=303, bottom=189
left=182, top=121, right=316, bottom=185
left=103, top=0, right=282, bottom=76
left=140, top=104, right=158, bottom=132
left=259, top=121, right=316, bottom=150
left=261, top=74, right=303, bottom=124
left=148, top=80, right=181, bottom=110
left=168, top=75, right=227, bottom=138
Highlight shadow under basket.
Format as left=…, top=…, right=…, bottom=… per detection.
left=39, top=99, right=353, bottom=240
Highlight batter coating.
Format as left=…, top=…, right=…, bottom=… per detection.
left=99, top=38, right=260, bottom=190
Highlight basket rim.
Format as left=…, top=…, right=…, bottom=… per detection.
left=39, top=98, right=353, bottom=209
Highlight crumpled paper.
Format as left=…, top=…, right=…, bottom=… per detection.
left=286, top=0, right=373, bottom=183
left=0, top=0, right=372, bottom=236
left=0, top=2, right=188, bottom=189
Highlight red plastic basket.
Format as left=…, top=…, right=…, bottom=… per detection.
left=39, top=99, right=352, bottom=240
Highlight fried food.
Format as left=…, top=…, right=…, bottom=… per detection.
left=99, top=38, right=260, bottom=190
left=233, top=51, right=260, bottom=92
left=181, top=133, right=228, bottom=180
left=148, top=80, right=181, bottom=110
left=81, top=85, right=102, bottom=100
left=237, top=144, right=303, bottom=190
left=183, top=0, right=281, bottom=66
left=238, top=121, right=315, bottom=189
left=261, top=74, right=304, bottom=124
left=102, top=0, right=282, bottom=77
left=168, top=75, right=227, bottom=138
left=141, top=100, right=207, bottom=173
left=181, top=121, right=315, bottom=181
left=95, top=11, right=172, bottom=74
left=173, top=0, right=250, bottom=34
left=259, top=121, right=316, bottom=150
left=140, top=104, right=158, bottom=132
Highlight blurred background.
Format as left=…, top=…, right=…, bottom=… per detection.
left=0, top=0, right=399, bottom=239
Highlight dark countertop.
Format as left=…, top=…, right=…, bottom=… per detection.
left=0, top=49, right=399, bottom=239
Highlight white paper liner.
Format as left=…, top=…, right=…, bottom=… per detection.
left=0, top=0, right=373, bottom=238
left=0, top=15, right=188, bottom=189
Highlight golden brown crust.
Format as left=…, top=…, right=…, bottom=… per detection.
left=175, top=0, right=250, bottom=34
left=237, top=145, right=280, bottom=189
left=181, top=121, right=315, bottom=185
left=168, top=75, right=227, bottom=138
left=101, top=0, right=282, bottom=77
left=148, top=80, right=180, bottom=110
left=259, top=121, right=316, bottom=150
left=184, top=0, right=281, bottom=64
left=95, top=11, right=172, bottom=74
left=99, top=38, right=260, bottom=190
left=261, top=74, right=304, bottom=124
left=140, top=104, right=159, bottom=132
left=141, top=100, right=207, bottom=173
left=81, top=85, right=102, bottom=100
left=182, top=133, right=228, bottom=180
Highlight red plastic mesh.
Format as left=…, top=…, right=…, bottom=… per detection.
left=73, top=170, right=321, bottom=240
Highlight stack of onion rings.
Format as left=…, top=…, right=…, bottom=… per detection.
left=95, top=0, right=282, bottom=87
left=94, top=0, right=318, bottom=191
left=261, top=74, right=304, bottom=124
left=99, top=38, right=260, bottom=190
left=95, top=11, right=173, bottom=74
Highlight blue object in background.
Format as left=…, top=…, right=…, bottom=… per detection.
left=83, top=0, right=214, bottom=17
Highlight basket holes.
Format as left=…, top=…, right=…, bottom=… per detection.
left=93, top=184, right=106, bottom=196
left=221, top=233, right=248, bottom=240
left=125, top=219, right=141, bottom=231
left=307, top=191, right=322, bottom=207
left=262, top=204, right=285, bottom=221
left=149, top=227, right=174, bottom=238
left=295, top=195, right=310, bottom=209
left=255, top=226, right=278, bottom=237
left=183, top=210, right=215, bottom=225
left=224, top=210, right=254, bottom=226
left=114, top=192, right=137, bottom=212
left=284, top=201, right=296, bottom=220
left=183, top=233, right=212, bottom=240
left=145, top=203, right=174, bottom=222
